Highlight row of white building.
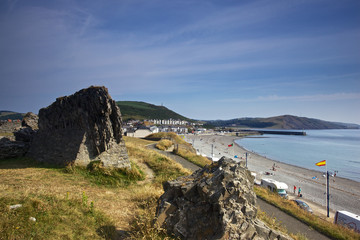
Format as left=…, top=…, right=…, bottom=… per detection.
left=123, top=125, right=189, bottom=138
left=149, top=119, right=189, bottom=126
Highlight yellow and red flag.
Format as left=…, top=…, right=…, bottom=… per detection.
left=315, top=160, right=326, bottom=166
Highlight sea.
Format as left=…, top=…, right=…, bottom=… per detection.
left=235, top=129, right=360, bottom=183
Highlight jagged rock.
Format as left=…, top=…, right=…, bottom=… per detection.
left=22, top=112, right=39, bottom=130
left=14, top=127, right=36, bottom=142
left=0, top=112, right=38, bottom=158
left=27, top=86, right=130, bottom=168
left=156, top=157, right=292, bottom=240
left=0, top=138, right=27, bottom=159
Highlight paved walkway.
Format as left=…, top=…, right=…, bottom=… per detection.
left=148, top=144, right=330, bottom=240
left=147, top=144, right=201, bottom=172
left=257, top=198, right=330, bottom=240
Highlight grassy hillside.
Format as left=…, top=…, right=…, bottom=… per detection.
left=0, top=111, right=25, bottom=121
left=116, top=101, right=190, bottom=121
left=0, top=137, right=191, bottom=239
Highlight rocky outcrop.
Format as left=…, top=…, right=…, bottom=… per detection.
left=0, top=138, right=27, bottom=159
left=27, top=86, right=130, bottom=168
left=13, top=112, right=39, bottom=143
left=21, top=112, right=39, bottom=130
left=156, top=157, right=292, bottom=240
left=0, top=113, right=38, bottom=159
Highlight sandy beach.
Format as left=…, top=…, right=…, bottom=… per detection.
left=184, top=134, right=360, bottom=219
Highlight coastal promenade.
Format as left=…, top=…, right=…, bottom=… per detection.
left=148, top=143, right=331, bottom=239
left=184, top=134, right=360, bottom=217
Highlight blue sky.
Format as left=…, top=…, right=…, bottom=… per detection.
left=1, top=0, right=360, bottom=123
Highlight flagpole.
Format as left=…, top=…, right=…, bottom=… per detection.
left=316, top=160, right=329, bottom=218
left=327, top=170, right=330, bottom=217
left=324, top=161, right=329, bottom=218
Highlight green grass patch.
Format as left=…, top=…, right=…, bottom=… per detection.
left=126, top=143, right=191, bottom=184
left=124, top=136, right=191, bottom=184
left=0, top=194, right=115, bottom=240
left=254, top=186, right=360, bottom=240
left=63, top=160, right=145, bottom=188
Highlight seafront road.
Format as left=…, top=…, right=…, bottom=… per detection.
left=147, top=143, right=330, bottom=240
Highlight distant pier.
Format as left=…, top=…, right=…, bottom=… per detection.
left=237, top=129, right=306, bottom=136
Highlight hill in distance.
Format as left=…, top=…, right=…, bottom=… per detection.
left=206, top=115, right=359, bottom=129
left=0, top=111, right=25, bottom=121
left=116, top=101, right=191, bottom=122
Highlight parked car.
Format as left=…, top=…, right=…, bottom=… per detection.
left=261, top=178, right=288, bottom=198
left=292, top=200, right=313, bottom=213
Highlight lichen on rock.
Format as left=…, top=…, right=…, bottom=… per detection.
left=27, top=86, right=130, bottom=169
left=156, top=157, right=292, bottom=240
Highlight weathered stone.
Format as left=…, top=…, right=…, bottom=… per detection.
left=22, top=112, right=39, bottom=130
left=0, top=121, right=21, bottom=134
left=27, top=86, right=130, bottom=168
left=0, top=138, right=27, bottom=159
left=14, top=127, right=36, bottom=142
left=156, top=157, right=292, bottom=240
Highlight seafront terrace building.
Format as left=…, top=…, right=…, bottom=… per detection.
left=149, top=119, right=189, bottom=126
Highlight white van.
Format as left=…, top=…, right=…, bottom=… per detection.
left=334, top=210, right=360, bottom=233
left=261, top=178, right=288, bottom=198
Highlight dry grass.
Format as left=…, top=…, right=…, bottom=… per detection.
left=255, top=186, right=360, bottom=240
left=145, top=132, right=187, bottom=145
left=156, top=139, right=173, bottom=151
left=174, top=147, right=212, bottom=167
left=257, top=208, right=308, bottom=240
left=125, top=137, right=191, bottom=185
left=0, top=158, right=137, bottom=234
left=0, top=136, right=192, bottom=239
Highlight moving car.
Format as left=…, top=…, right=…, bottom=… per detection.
left=292, top=199, right=313, bottom=213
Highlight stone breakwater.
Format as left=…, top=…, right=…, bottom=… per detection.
left=156, top=157, right=292, bottom=240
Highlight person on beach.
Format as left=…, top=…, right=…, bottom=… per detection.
left=298, top=187, right=302, bottom=197
left=293, top=185, right=296, bottom=194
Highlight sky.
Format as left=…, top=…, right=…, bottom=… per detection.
left=1, top=0, right=360, bottom=124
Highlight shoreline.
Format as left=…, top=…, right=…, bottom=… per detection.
left=234, top=139, right=357, bottom=185
left=184, top=134, right=360, bottom=218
